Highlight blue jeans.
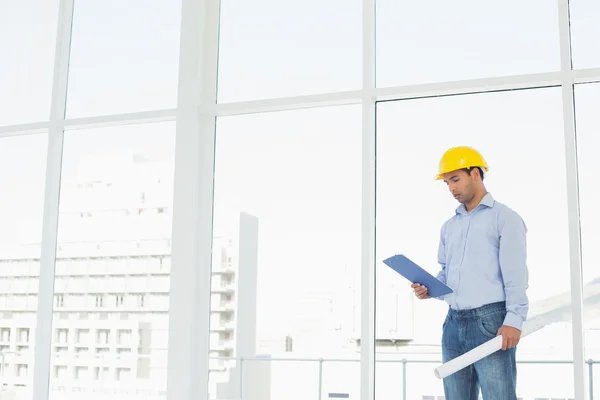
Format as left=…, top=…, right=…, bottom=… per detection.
left=442, top=301, right=517, bottom=400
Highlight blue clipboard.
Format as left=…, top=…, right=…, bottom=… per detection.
left=383, top=254, right=453, bottom=298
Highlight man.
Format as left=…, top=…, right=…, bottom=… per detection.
left=412, top=146, right=529, bottom=400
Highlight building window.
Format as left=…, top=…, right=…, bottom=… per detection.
left=117, top=329, right=132, bottom=345
left=96, top=329, right=110, bottom=345
left=94, top=367, right=109, bottom=380
left=0, top=328, right=10, bottom=343
left=17, top=328, right=29, bottom=343
left=75, top=366, right=89, bottom=379
left=56, top=329, right=68, bottom=344
left=16, top=364, right=27, bottom=378
left=95, top=295, right=104, bottom=308
left=76, top=329, right=89, bottom=343
left=55, top=295, right=64, bottom=308
left=54, top=366, right=68, bottom=379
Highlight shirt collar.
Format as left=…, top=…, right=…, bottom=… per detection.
left=456, top=192, right=495, bottom=215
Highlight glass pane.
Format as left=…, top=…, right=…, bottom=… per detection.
left=66, top=0, right=182, bottom=118
left=321, top=361, right=360, bottom=399
left=405, top=362, right=443, bottom=399
left=0, top=133, right=47, bottom=399
left=515, top=363, right=574, bottom=399
left=570, top=0, right=600, bottom=69
left=574, top=82, right=600, bottom=398
left=375, top=88, right=573, bottom=398
left=0, top=1, right=59, bottom=125
left=210, top=105, right=362, bottom=399
left=375, top=361, right=404, bottom=398
left=217, top=0, right=361, bottom=103
left=376, top=0, right=560, bottom=87
left=49, top=122, right=175, bottom=400
left=241, top=360, right=320, bottom=399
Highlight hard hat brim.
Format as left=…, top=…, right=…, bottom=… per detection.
left=435, top=165, right=489, bottom=181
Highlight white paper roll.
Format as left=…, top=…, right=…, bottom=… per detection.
left=434, top=336, right=502, bottom=379
left=433, top=316, right=547, bottom=379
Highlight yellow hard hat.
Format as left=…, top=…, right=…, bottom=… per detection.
left=435, top=146, right=489, bottom=180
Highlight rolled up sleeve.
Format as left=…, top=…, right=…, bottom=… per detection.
left=498, top=211, right=529, bottom=330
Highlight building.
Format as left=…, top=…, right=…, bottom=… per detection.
left=0, top=152, right=259, bottom=399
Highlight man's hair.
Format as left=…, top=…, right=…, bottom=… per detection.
left=463, top=167, right=484, bottom=181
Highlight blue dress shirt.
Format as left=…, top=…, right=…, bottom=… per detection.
left=436, top=192, right=529, bottom=330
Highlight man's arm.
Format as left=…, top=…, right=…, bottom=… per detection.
left=498, top=210, right=529, bottom=330
left=434, top=222, right=448, bottom=300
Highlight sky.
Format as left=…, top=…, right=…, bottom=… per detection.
left=1, top=0, right=600, bottom=398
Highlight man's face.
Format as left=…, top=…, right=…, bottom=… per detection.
left=442, top=169, right=475, bottom=204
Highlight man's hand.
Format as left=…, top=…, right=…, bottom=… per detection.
left=496, top=325, right=521, bottom=350
left=411, top=283, right=430, bottom=300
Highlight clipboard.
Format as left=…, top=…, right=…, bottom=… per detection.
left=383, top=254, right=453, bottom=298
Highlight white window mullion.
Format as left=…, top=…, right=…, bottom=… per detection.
left=558, top=0, right=587, bottom=398
left=166, top=0, right=220, bottom=399
left=361, top=0, right=376, bottom=397
left=32, top=0, right=74, bottom=399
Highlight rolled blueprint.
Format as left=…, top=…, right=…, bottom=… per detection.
left=434, top=316, right=547, bottom=379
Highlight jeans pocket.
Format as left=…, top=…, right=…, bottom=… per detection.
left=477, top=312, right=503, bottom=339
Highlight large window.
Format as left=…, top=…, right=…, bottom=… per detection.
left=50, top=122, right=175, bottom=398
left=0, top=0, right=59, bottom=125
left=574, top=82, right=600, bottom=398
left=375, top=0, right=560, bottom=87
left=569, top=0, right=600, bottom=69
left=375, top=88, right=575, bottom=398
left=65, top=0, right=182, bottom=118
left=217, top=0, right=361, bottom=102
left=210, top=105, right=362, bottom=399
left=0, top=133, right=47, bottom=392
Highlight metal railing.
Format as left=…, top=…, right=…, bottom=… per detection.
left=210, top=355, right=599, bottom=400
left=0, top=351, right=594, bottom=399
